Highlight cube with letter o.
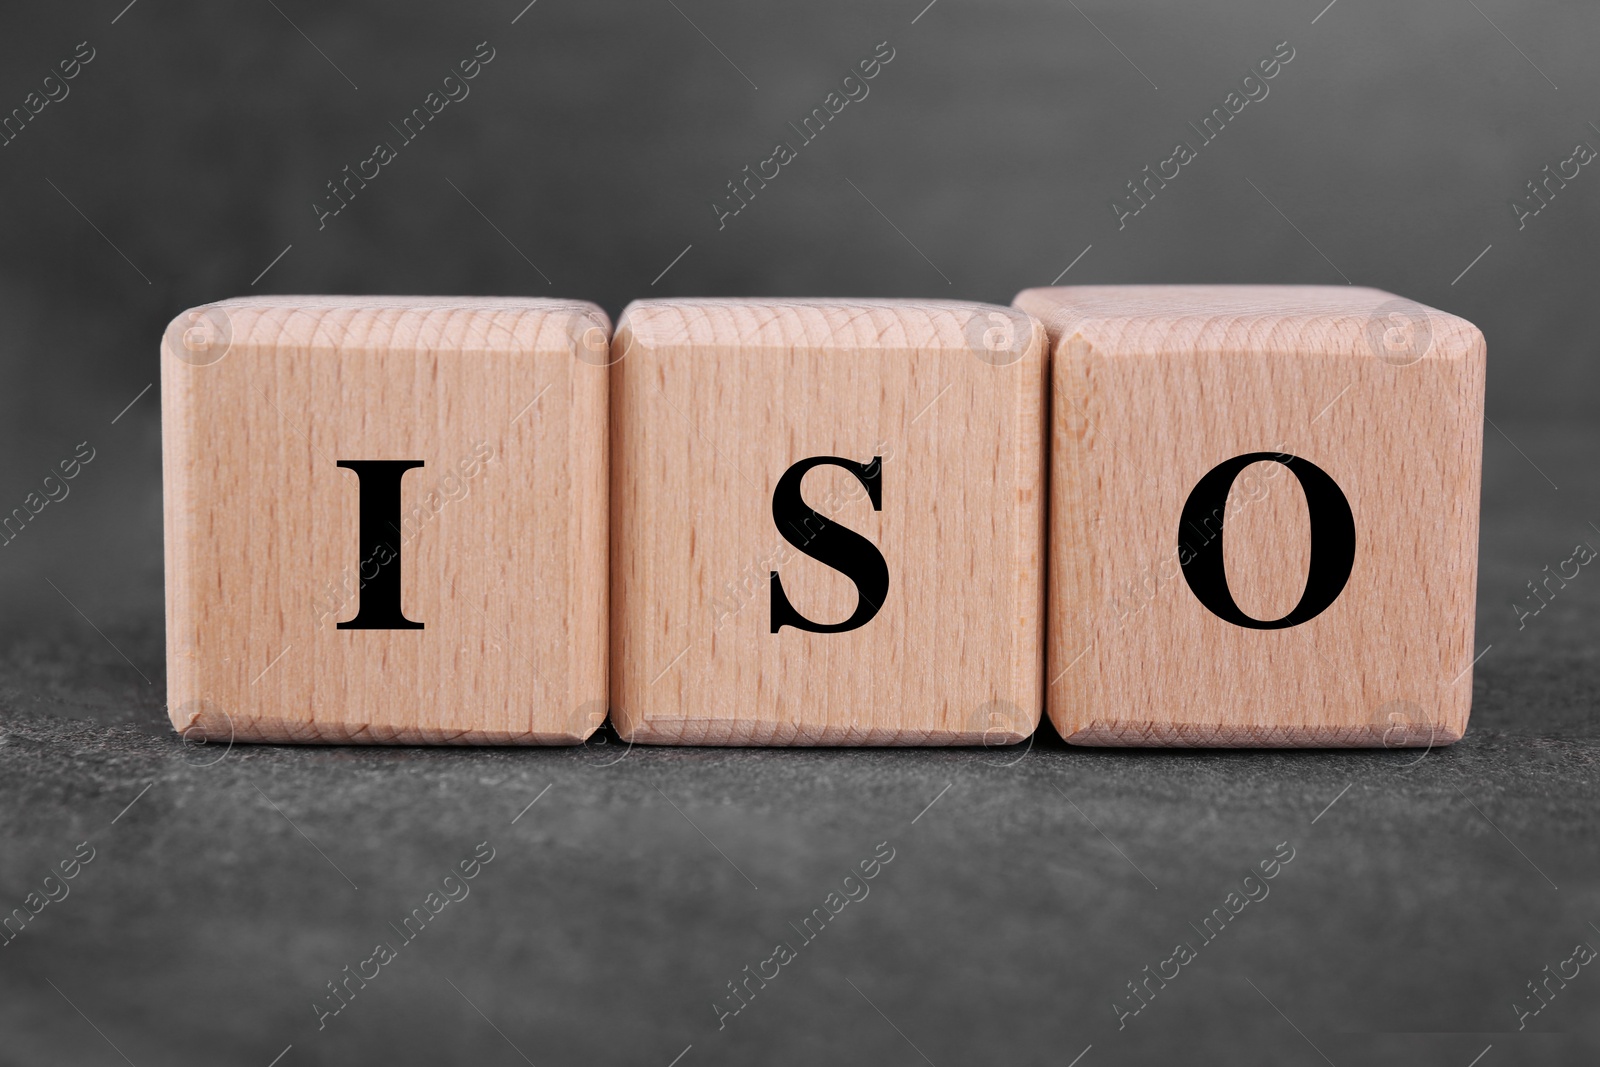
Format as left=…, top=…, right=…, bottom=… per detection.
left=1013, top=285, right=1486, bottom=746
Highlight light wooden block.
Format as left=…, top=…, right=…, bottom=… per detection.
left=610, top=299, right=1047, bottom=745
left=161, top=297, right=609, bottom=744
left=1013, top=285, right=1485, bottom=747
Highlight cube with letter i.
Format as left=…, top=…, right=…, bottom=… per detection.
left=609, top=299, right=1047, bottom=744
left=161, top=297, right=609, bottom=743
left=1012, top=285, right=1486, bottom=746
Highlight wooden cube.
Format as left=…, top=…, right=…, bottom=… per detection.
left=1013, top=285, right=1485, bottom=746
left=161, top=297, right=609, bottom=744
left=610, top=300, right=1047, bottom=744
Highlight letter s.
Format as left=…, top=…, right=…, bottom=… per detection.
left=770, top=456, right=887, bottom=634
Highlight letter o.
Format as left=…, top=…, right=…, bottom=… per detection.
left=1178, top=452, right=1355, bottom=629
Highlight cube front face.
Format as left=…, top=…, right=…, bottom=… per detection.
left=162, top=297, right=609, bottom=744
left=610, top=300, right=1046, bottom=745
left=1014, top=285, right=1486, bottom=747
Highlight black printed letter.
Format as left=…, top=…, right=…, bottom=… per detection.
left=1178, top=452, right=1354, bottom=629
left=770, top=456, right=887, bottom=634
left=337, top=460, right=425, bottom=630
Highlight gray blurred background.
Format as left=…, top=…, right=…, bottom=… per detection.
left=2, top=1, right=1598, bottom=1065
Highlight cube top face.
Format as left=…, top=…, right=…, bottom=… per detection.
left=162, top=297, right=609, bottom=745
left=1014, top=285, right=1486, bottom=747
left=1014, top=285, right=1483, bottom=362
left=611, top=299, right=1047, bottom=745
left=166, top=295, right=611, bottom=361
left=616, top=298, right=1034, bottom=353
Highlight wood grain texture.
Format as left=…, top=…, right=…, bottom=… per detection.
left=609, top=299, right=1047, bottom=745
left=161, top=296, right=609, bottom=744
left=1013, top=285, right=1486, bottom=747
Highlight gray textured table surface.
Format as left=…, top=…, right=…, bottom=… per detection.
left=2, top=419, right=1597, bottom=1067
